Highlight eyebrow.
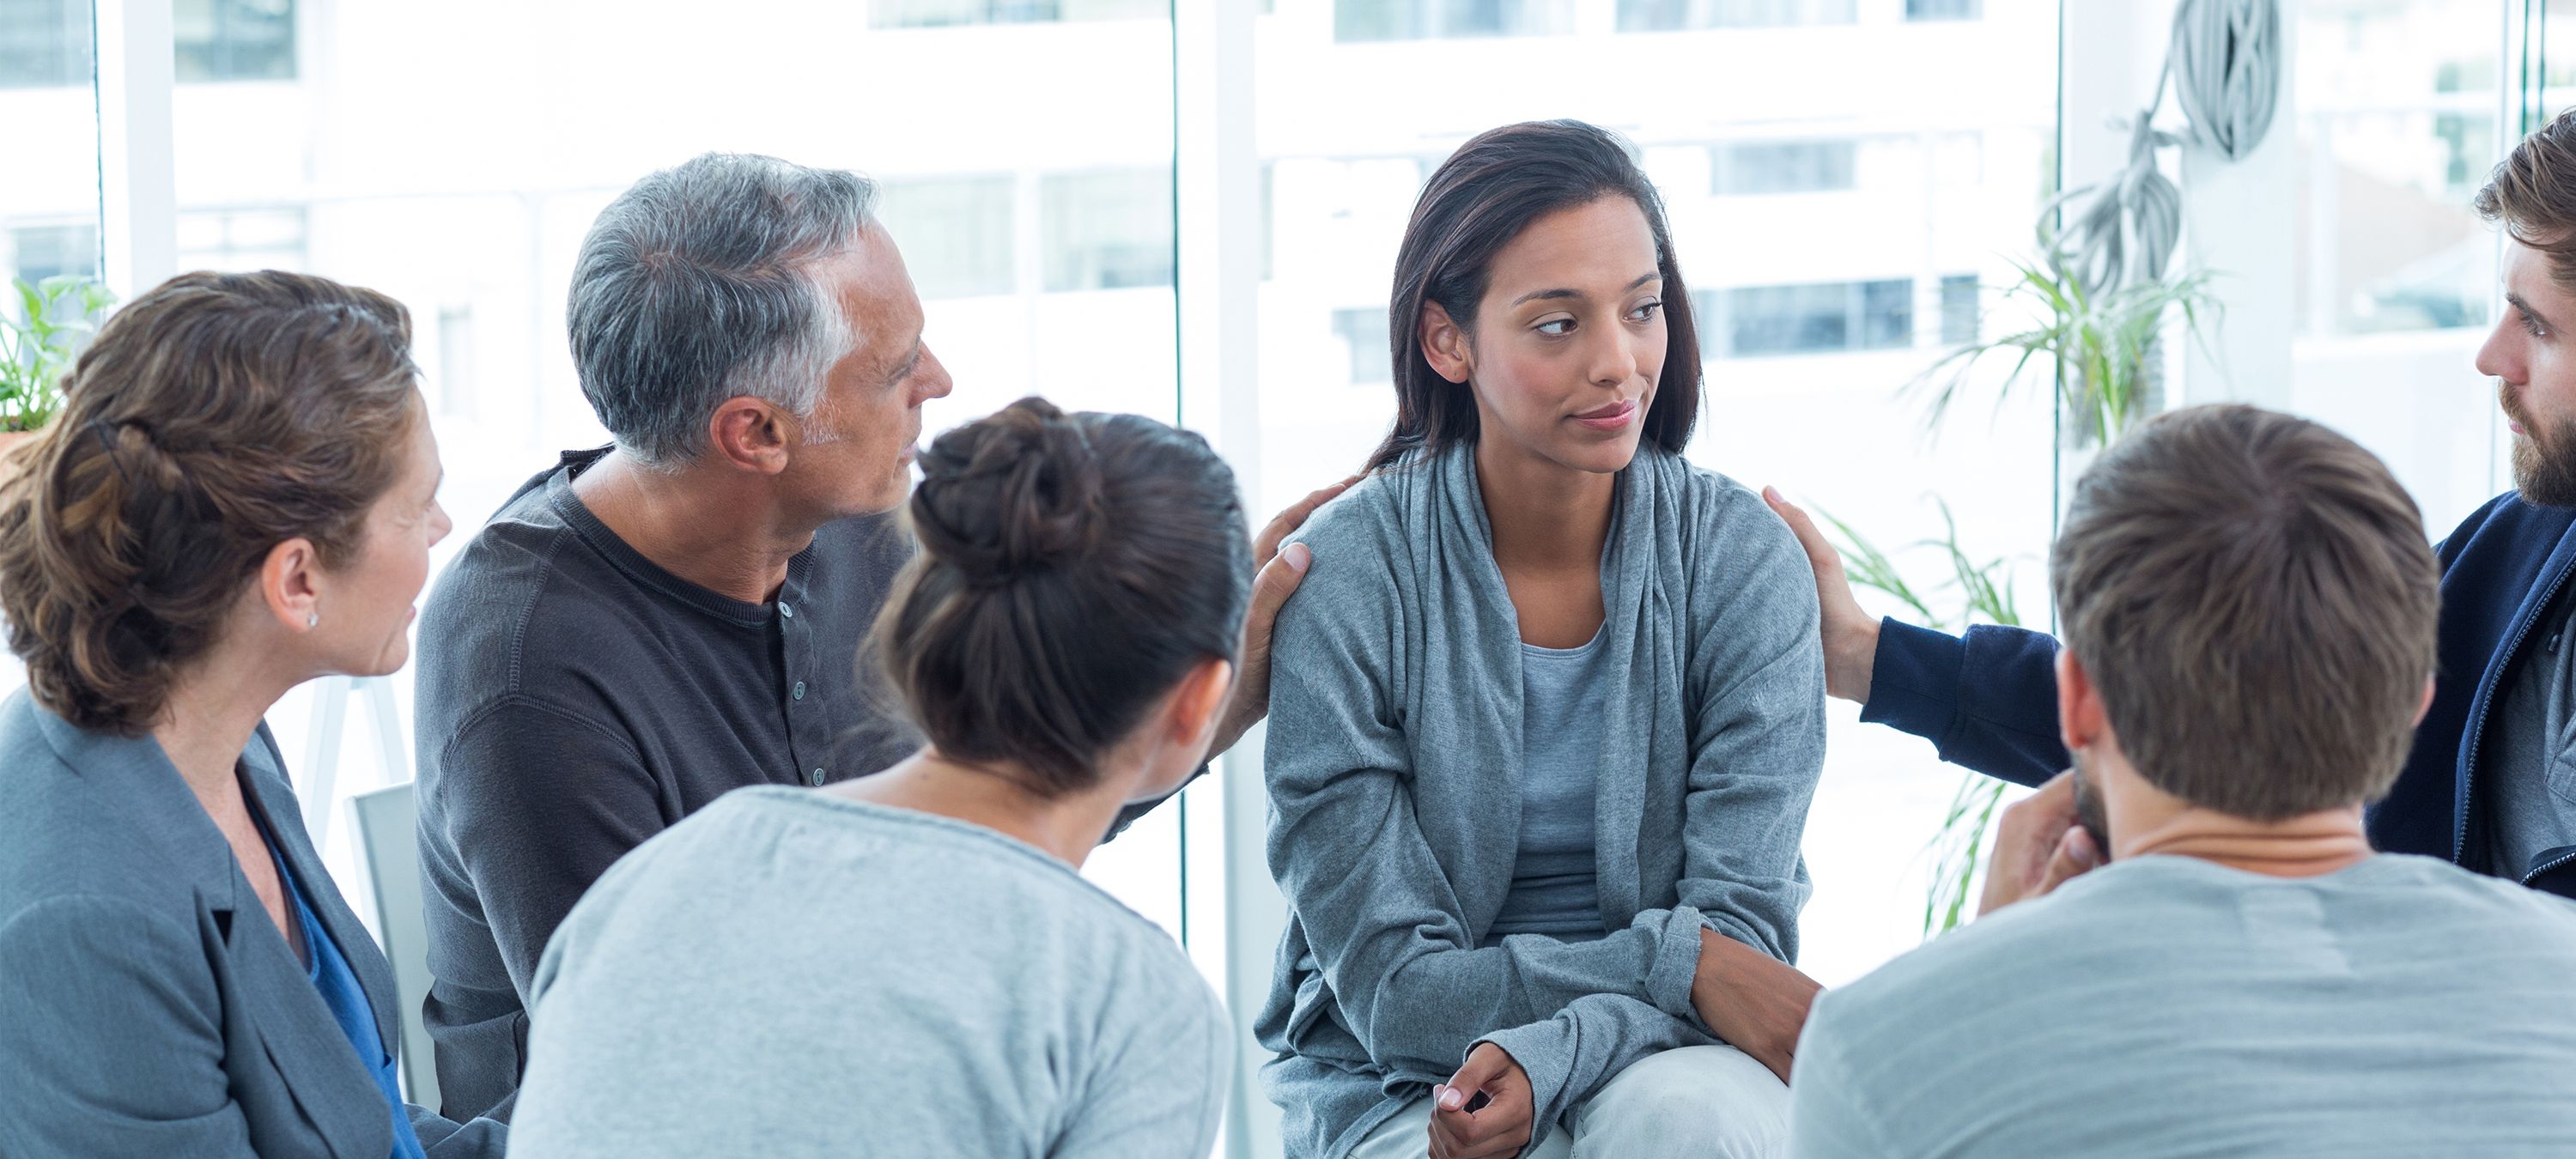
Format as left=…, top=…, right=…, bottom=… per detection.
left=1510, top=271, right=1663, bottom=308
left=2510, top=292, right=2560, bottom=334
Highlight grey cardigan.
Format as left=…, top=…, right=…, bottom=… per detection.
left=0, top=690, right=505, bottom=1159
left=1255, top=443, right=1826, bottom=1158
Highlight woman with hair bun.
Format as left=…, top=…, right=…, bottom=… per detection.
left=508, top=397, right=1249, bottom=1158
left=0, top=270, right=501, bottom=1156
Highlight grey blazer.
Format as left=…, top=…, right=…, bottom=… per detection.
left=0, top=689, right=504, bottom=1158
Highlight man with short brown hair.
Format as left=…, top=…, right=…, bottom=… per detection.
left=1784, top=406, right=2576, bottom=1158
left=1766, top=106, right=2576, bottom=895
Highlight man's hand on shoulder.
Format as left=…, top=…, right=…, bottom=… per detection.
left=1208, top=473, right=1362, bottom=757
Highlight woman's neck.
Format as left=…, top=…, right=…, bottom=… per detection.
left=825, top=749, right=1136, bottom=868
left=1473, top=436, right=1616, bottom=572
left=153, top=640, right=299, bottom=815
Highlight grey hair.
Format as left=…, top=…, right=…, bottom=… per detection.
left=567, top=153, right=878, bottom=467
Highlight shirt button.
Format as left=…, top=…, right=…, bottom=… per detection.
left=778, top=602, right=795, bottom=619
left=793, top=681, right=807, bottom=701
left=810, top=768, right=825, bottom=786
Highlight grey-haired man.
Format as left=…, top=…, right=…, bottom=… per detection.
left=412, top=153, right=1343, bottom=1120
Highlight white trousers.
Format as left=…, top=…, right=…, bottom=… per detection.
left=1346, top=1044, right=1790, bottom=1159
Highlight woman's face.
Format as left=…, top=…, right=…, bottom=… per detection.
left=316, top=401, right=450, bottom=678
left=1427, top=195, right=1668, bottom=477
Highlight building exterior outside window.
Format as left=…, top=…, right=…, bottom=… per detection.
left=9, top=221, right=97, bottom=284
left=1331, top=306, right=1390, bottom=383
left=1335, top=0, right=1575, bottom=42
left=1702, top=278, right=1914, bottom=356
left=1619, top=0, right=1857, bottom=32
left=0, top=0, right=88, bottom=88
left=174, top=0, right=295, bottom=82
left=1042, top=168, right=1173, bottom=292
left=1713, top=140, right=1858, bottom=195
left=870, top=0, right=1166, bottom=28
left=878, top=176, right=1018, bottom=300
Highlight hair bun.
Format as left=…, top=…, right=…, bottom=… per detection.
left=908, top=397, right=1104, bottom=586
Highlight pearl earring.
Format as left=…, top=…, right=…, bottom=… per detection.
left=307, top=612, right=319, bottom=629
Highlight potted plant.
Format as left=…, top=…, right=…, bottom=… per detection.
left=1828, top=246, right=2218, bottom=937
left=1, top=276, right=117, bottom=462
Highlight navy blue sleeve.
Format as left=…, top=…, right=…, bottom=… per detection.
left=1857, top=618, right=2066, bottom=788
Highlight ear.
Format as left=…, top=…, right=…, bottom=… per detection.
left=1418, top=301, right=1473, bottom=385
left=258, top=537, right=325, bottom=634
left=2056, top=647, right=2106, bottom=756
left=1165, top=656, right=1236, bottom=753
left=706, top=396, right=795, bottom=476
left=2414, top=675, right=2437, bottom=727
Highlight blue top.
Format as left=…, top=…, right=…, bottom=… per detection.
left=1859, top=488, right=2576, bottom=895
left=258, top=812, right=427, bottom=1159
left=1482, top=629, right=1611, bottom=945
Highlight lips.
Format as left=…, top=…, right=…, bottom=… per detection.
left=1571, top=399, right=1639, bottom=431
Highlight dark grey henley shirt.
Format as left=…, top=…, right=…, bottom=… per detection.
left=411, top=448, right=920, bottom=1121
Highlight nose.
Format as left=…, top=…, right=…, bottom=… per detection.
left=1588, top=324, right=1644, bottom=390
left=916, top=343, right=957, bottom=403
left=429, top=501, right=453, bottom=549
left=2476, top=313, right=2523, bottom=385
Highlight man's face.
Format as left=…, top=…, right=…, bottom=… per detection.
left=2479, top=238, right=2576, bottom=507
left=787, top=225, right=955, bottom=519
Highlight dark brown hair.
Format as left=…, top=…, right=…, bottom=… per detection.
left=1366, top=119, right=1701, bottom=472
left=0, top=270, right=421, bottom=735
left=2477, top=107, right=2576, bottom=291
left=875, top=397, right=1251, bottom=795
left=2051, top=404, right=2439, bottom=819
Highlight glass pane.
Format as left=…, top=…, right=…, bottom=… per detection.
left=173, top=0, right=294, bottom=82
left=1255, top=0, right=2061, bottom=997
left=2296, top=0, right=2499, bottom=339
left=164, top=1, right=1183, bottom=931
left=2289, top=0, right=2512, bottom=537
left=0, top=0, right=102, bottom=689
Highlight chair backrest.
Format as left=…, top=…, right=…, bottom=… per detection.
left=349, top=781, right=440, bottom=1110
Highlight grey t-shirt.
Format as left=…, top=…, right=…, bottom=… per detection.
left=509, top=787, right=1231, bottom=1159
left=1482, top=630, right=1611, bottom=945
left=2484, top=580, right=2576, bottom=881
left=1789, top=853, right=2576, bottom=1158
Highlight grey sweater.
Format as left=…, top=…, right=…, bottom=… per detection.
left=1255, top=442, right=1826, bottom=1158
left=508, top=787, right=1230, bottom=1158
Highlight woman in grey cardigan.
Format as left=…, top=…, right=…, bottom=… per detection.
left=1259, top=121, right=1828, bottom=1159
left=0, top=272, right=502, bottom=1157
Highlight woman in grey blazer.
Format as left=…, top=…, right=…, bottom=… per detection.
left=0, top=271, right=502, bottom=1158
left=1257, top=122, right=1828, bottom=1159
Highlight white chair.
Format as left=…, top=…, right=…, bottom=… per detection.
left=349, top=781, right=440, bottom=1110
left=301, top=675, right=409, bottom=850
